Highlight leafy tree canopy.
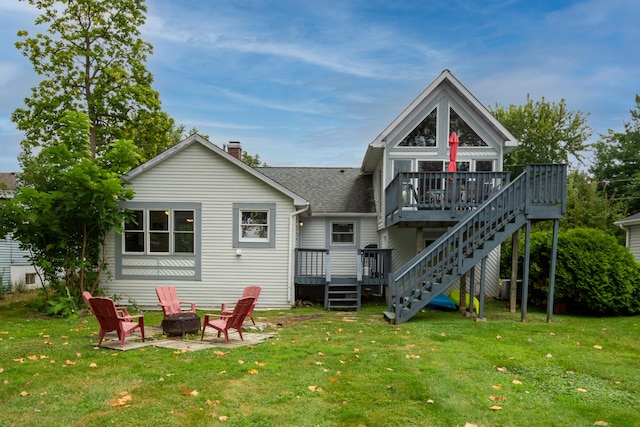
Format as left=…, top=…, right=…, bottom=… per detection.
left=0, top=111, right=138, bottom=314
left=590, top=94, right=640, bottom=215
left=490, top=95, right=592, bottom=175
left=12, top=0, right=174, bottom=173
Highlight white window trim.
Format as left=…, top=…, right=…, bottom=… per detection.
left=123, top=208, right=196, bottom=255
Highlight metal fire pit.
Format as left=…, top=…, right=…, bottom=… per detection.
left=162, top=313, right=201, bottom=337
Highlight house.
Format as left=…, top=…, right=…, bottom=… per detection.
left=103, top=70, right=566, bottom=322
left=615, top=212, right=640, bottom=262
left=0, top=172, right=43, bottom=290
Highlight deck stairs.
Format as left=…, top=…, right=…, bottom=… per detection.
left=384, top=164, right=567, bottom=324
left=325, top=277, right=360, bottom=311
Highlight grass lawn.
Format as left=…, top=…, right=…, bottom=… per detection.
left=1, top=291, right=638, bottom=427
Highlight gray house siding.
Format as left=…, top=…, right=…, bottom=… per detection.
left=104, top=141, right=299, bottom=310
left=629, top=224, right=640, bottom=263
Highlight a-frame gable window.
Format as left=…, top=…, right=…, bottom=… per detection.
left=398, top=107, right=437, bottom=147
left=449, top=107, right=488, bottom=147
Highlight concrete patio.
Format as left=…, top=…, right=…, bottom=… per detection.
left=91, top=321, right=275, bottom=351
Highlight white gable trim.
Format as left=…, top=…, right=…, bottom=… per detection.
left=370, top=70, right=518, bottom=154
left=125, top=134, right=308, bottom=207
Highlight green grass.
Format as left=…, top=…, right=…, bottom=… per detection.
left=1, top=291, right=639, bottom=427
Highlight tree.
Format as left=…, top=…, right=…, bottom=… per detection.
left=0, top=111, right=138, bottom=315
left=563, top=170, right=625, bottom=240
left=528, top=228, right=640, bottom=315
left=590, top=94, right=640, bottom=215
left=489, top=95, right=592, bottom=175
left=12, top=0, right=174, bottom=170
left=242, top=151, right=268, bottom=167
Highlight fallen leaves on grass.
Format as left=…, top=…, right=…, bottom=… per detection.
left=247, top=369, right=259, bottom=375
left=213, top=350, right=227, bottom=357
left=111, top=392, right=132, bottom=407
left=307, top=385, right=323, bottom=392
left=182, top=389, right=199, bottom=396
left=593, top=345, right=603, bottom=350
left=489, top=405, right=503, bottom=411
left=594, top=421, right=609, bottom=426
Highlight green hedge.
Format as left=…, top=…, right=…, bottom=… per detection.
left=528, top=227, right=640, bottom=315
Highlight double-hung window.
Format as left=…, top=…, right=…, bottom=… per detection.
left=331, top=222, right=355, bottom=245
left=124, top=209, right=195, bottom=254
left=233, top=203, right=276, bottom=248
left=240, top=210, right=269, bottom=241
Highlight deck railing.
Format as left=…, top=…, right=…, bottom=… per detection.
left=294, top=248, right=329, bottom=285
left=388, top=164, right=567, bottom=323
left=385, top=171, right=511, bottom=221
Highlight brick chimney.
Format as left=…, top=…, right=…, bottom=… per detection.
left=227, top=141, right=242, bottom=160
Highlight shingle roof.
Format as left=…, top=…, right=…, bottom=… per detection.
left=617, top=212, right=640, bottom=224
left=256, top=167, right=374, bottom=214
left=0, top=172, right=18, bottom=191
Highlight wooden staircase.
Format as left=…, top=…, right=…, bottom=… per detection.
left=384, top=164, right=567, bottom=324
left=325, top=278, right=360, bottom=310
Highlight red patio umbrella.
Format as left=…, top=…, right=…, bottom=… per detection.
left=447, top=132, right=459, bottom=172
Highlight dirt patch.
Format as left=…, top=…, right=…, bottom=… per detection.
left=272, top=313, right=326, bottom=326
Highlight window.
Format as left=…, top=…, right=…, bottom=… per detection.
left=476, top=160, right=493, bottom=171
left=25, top=273, right=36, bottom=285
left=233, top=203, right=276, bottom=249
left=331, top=222, right=355, bottom=245
left=450, top=107, right=488, bottom=147
left=418, top=161, right=444, bottom=172
left=240, top=210, right=269, bottom=242
left=399, top=107, right=437, bottom=146
left=393, top=159, right=412, bottom=177
left=124, top=209, right=195, bottom=254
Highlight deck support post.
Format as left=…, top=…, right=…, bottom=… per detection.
left=521, top=221, right=532, bottom=322
left=468, top=266, right=476, bottom=316
left=509, top=230, right=519, bottom=312
left=478, top=256, right=487, bottom=320
left=546, top=219, right=560, bottom=323
left=459, top=274, right=467, bottom=313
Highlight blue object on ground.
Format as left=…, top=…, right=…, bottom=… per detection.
left=426, top=294, right=457, bottom=311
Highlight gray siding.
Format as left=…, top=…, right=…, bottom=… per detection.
left=0, top=237, right=32, bottom=287
left=298, top=216, right=378, bottom=278
left=105, top=142, right=297, bottom=310
left=629, top=224, right=640, bottom=263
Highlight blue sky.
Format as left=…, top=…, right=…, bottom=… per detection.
left=0, top=0, right=639, bottom=172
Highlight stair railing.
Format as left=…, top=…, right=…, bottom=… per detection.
left=388, top=164, right=567, bottom=323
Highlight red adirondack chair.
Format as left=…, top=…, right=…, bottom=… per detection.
left=201, top=296, right=255, bottom=343
left=155, top=286, right=196, bottom=316
left=220, top=286, right=261, bottom=325
left=82, top=291, right=131, bottom=320
left=88, top=297, right=145, bottom=348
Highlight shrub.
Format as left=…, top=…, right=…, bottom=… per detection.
left=529, top=227, right=640, bottom=315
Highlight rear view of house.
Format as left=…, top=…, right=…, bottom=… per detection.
left=103, top=70, right=566, bottom=321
